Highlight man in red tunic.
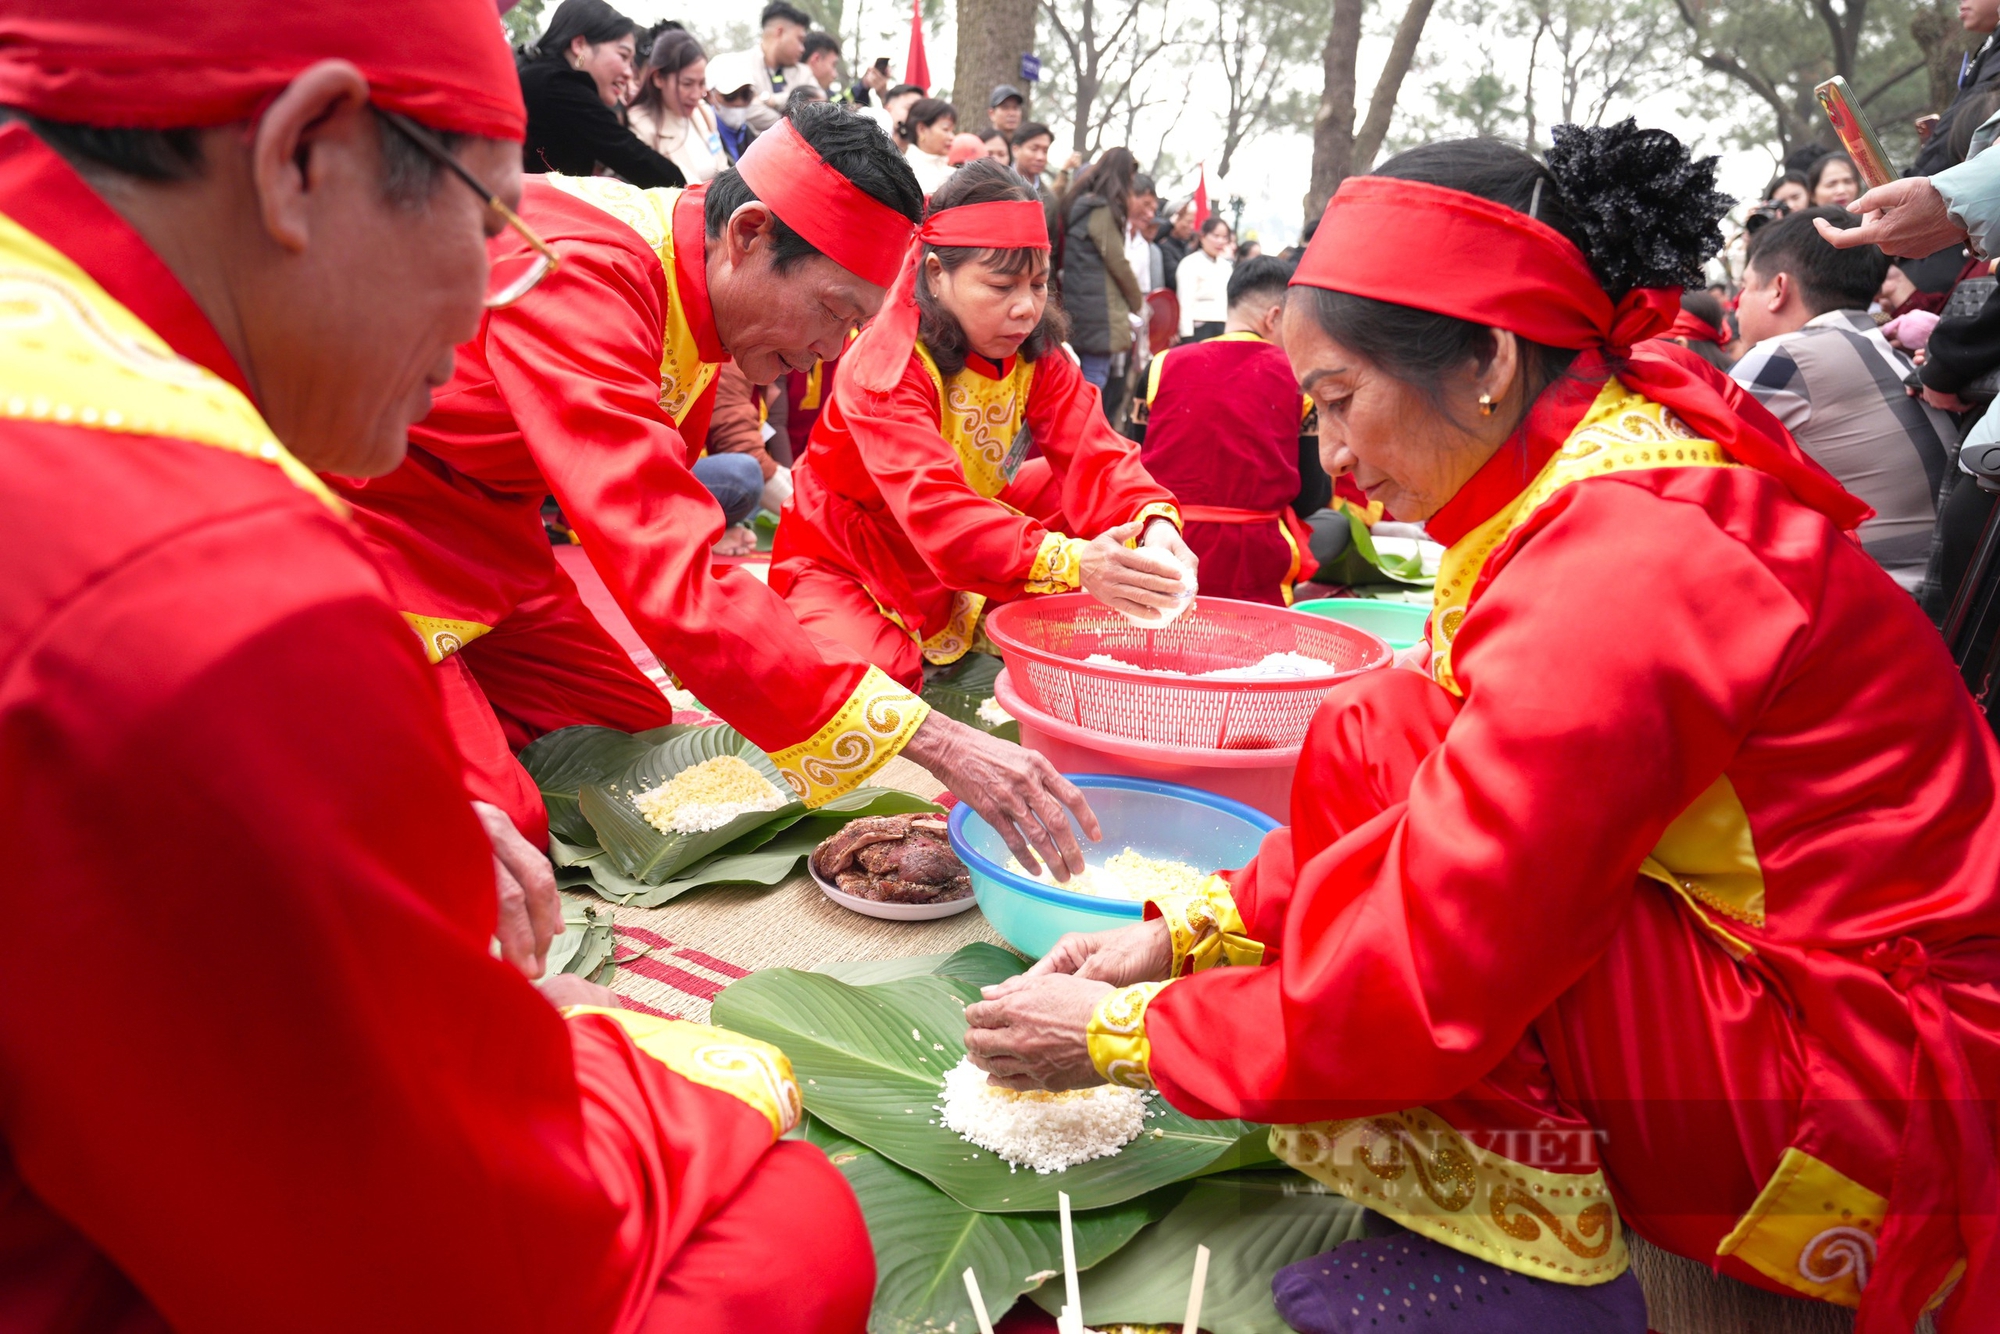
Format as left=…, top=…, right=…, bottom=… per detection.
left=0, top=6, right=869, bottom=1330
left=1135, top=253, right=1320, bottom=604
left=331, top=105, right=1097, bottom=876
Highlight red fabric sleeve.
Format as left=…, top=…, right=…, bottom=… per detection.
left=1, top=497, right=781, bottom=1332
left=1144, top=478, right=1810, bottom=1123
left=479, top=238, right=876, bottom=753
left=841, top=352, right=1174, bottom=600
left=1023, top=347, right=1177, bottom=534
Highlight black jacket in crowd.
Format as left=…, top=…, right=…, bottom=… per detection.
left=1911, top=34, right=2000, bottom=177
left=518, top=58, right=684, bottom=188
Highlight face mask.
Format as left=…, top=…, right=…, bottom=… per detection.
left=717, top=106, right=749, bottom=128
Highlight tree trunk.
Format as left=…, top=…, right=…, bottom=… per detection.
left=1911, top=0, right=1975, bottom=114
left=955, top=0, right=1039, bottom=122
left=1305, top=0, right=1365, bottom=221
left=1351, top=0, right=1440, bottom=172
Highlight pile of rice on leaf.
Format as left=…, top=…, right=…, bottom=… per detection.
left=633, top=754, right=786, bottom=834
left=939, top=1054, right=1149, bottom=1173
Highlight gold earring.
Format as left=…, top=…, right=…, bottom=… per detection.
left=1478, top=392, right=1496, bottom=416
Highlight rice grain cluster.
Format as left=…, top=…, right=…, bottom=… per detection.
left=1083, top=650, right=1334, bottom=680
left=633, top=755, right=787, bottom=834
left=938, top=1055, right=1147, bottom=1173
left=1005, top=847, right=1210, bottom=902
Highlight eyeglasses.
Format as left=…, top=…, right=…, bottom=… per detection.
left=377, top=108, right=559, bottom=308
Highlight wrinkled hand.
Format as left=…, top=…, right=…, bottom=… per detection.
left=474, top=800, right=562, bottom=980
left=981, top=919, right=1171, bottom=998
left=538, top=973, right=621, bottom=1009
left=1818, top=178, right=1962, bottom=259
left=902, top=713, right=1102, bottom=879
left=1080, top=520, right=1193, bottom=620
left=1140, top=514, right=1198, bottom=580
left=964, top=973, right=1113, bottom=1091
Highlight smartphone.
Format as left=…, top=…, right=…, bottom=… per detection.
left=1815, top=76, right=1898, bottom=189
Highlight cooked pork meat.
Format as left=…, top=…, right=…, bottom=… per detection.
left=814, top=811, right=971, bottom=903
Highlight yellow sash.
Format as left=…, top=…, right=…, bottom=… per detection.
left=0, top=209, right=338, bottom=512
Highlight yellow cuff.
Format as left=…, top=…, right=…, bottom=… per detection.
left=563, top=1006, right=803, bottom=1139
left=1025, top=531, right=1087, bottom=593
left=1151, top=874, right=1264, bottom=977
left=770, top=664, right=930, bottom=806
left=1087, top=980, right=1169, bottom=1089
left=1130, top=501, right=1182, bottom=541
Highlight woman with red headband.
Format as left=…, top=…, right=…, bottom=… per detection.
left=962, top=124, right=2000, bottom=1333
left=771, top=160, right=1193, bottom=688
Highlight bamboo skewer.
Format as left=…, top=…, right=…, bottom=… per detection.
left=1181, top=1244, right=1211, bottom=1334
left=962, top=1268, right=996, bottom=1334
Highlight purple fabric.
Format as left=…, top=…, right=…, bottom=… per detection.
left=1272, top=1232, right=1649, bottom=1333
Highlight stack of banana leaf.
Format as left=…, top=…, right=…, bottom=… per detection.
left=712, top=944, right=1365, bottom=1332
left=520, top=723, right=942, bottom=908
left=544, top=899, right=618, bottom=983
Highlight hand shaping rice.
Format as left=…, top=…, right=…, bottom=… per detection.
left=632, top=754, right=787, bottom=834
left=938, top=1055, right=1147, bottom=1172
left=1004, top=847, right=1209, bottom=901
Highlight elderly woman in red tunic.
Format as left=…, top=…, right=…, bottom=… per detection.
left=771, top=159, right=1196, bottom=689
left=962, top=124, right=1999, bottom=1334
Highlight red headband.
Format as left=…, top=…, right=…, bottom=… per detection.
left=1666, top=309, right=1729, bottom=347
left=1292, top=175, right=1869, bottom=530
left=844, top=199, right=1052, bottom=393
left=0, top=0, right=524, bottom=141
left=736, top=120, right=919, bottom=289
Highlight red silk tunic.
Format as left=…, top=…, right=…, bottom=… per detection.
left=329, top=176, right=927, bottom=823
left=0, top=126, right=866, bottom=1333
left=771, top=343, right=1177, bottom=662
left=1086, top=363, right=2000, bottom=1327
left=1139, top=332, right=1315, bottom=604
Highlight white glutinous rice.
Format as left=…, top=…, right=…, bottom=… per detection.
left=1115, top=564, right=1198, bottom=630
left=1004, top=847, right=1209, bottom=902
left=632, top=754, right=787, bottom=834
left=1081, top=650, right=1333, bottom=680
left=976, top=696, right=1014, bottom=727
left=938, top=1055, right=1147, bottom=1172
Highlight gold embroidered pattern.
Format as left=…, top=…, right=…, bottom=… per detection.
left=1025, top=532, right=1087, bottom=593
left=914, top=342, right=1036, bottom=499
left=1715, top=1147, right=1896, bottom=1307
left=1152, top=875, right=1265, bottom=976
left=769, top=664, right=929, bottom=805
left=542, top=176, right=719, bottom=424
left=920, top=589, right=987, bottom=665
left=1428, top=380, right=1733, bottom=697
left=1274, top=1108, right=1629, bottom=1285
left=1086, top=980, right=1169, bottom=1089
left=1129, top=501, right=1183, bottom=537
left=563, top=1005, right=802, bottom=1138
left=399, top=612, right=493, bottom=664
left=0, top=211, right=342, bottom=514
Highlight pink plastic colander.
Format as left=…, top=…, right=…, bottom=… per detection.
left=984, top=593, right=1391, bottom=750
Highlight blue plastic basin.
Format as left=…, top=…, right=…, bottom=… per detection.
left=947, top=774, right=1280, bottom=959
left=1290, top=597, right=1431, bottom=650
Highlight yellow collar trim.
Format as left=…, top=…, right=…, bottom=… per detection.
left=0, top=209, right=340, bottom=513
left=1429, top=378, right=1734, bottom=696
left=913, top=341, right=1036, bottom=499
left=542, top=176, right=720, bottom=425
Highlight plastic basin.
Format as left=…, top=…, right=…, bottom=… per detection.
left=995, top=668, right=1299, bottom=820
left=1291, top=598, right=1432, bottom=650
left=947, top=774, right=1279, bottom=959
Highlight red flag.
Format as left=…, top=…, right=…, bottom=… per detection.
left=905, top=0, right=930, bottom=91
left=1193, top=162, right=1210, bottom=224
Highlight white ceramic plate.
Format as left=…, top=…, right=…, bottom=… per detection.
left=810, top=861, right=981, bottom=920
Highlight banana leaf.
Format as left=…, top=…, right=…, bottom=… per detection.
left=921, top=652, right=1019, bottom=741
left=562, top=788, right=947, bottom=907
left=1029, top=1169, right=1367, bottom=1333
left=582, top=725, right=801, bottom=884
left=710, top=965, right=1257, bottom=1212
left=807, top=1118, right=1180, bottom=1333
left=518, top=725, right=657, bottom=847
left=545, top=899, right=618, bottom=983
left=813, top=942, right=1026, bottom=989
